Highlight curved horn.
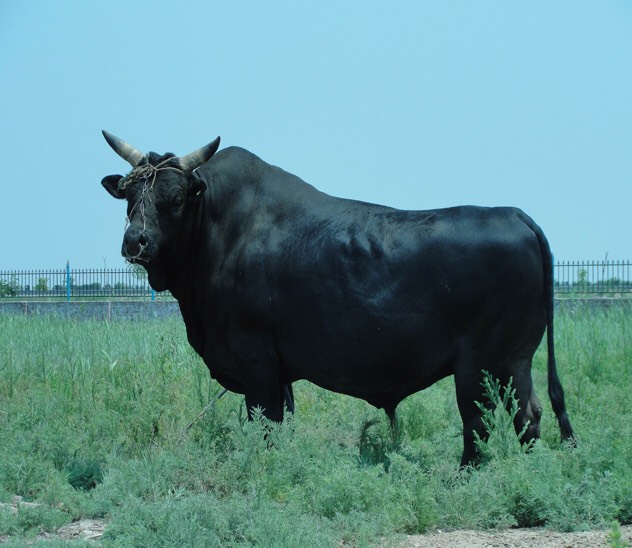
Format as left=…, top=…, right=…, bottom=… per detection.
left=178, top=137, right=221, bottom=172
left=102, top=130, right=145, bottom=167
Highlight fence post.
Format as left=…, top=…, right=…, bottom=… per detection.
left=66, top=261, right=71, bottom=302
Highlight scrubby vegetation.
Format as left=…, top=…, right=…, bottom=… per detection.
left=0, top=306, right=630, bottom=545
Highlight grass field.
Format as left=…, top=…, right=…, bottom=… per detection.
left=0, top=306, right=631, bottom=546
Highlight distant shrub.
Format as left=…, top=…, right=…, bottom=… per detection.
left=34, top=277, right=49, bottom=292
left=0, top=277, right=18, bottom=297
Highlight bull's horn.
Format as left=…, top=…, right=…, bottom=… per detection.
left=102, top=130, right=145, bottom=167
left=178, top=137, right=221, bottom=172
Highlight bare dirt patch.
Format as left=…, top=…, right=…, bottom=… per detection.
left=0, top=497, right=106, bottom=544
left=36, top=519, right=107, bottom=543
left=395, top=525, right=632, bottom=548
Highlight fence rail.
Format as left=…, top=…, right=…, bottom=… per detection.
left=1, top=261, right=631, bottom=300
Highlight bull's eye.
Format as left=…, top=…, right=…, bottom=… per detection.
left=170, top=191, right=184, bottom=212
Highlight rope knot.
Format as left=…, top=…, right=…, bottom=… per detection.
left=118, top=164, right=156, bottom=191
left=117, top=157, right=183, bottom=191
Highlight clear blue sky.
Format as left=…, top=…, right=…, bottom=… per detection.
left=1, top=1, right=630, bottom=270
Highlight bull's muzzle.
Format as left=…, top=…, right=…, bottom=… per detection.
left=122, top=226, right=150, bottom=262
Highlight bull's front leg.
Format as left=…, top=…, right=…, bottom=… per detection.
left=243, top=375, right=285, bottom=423
left=231, top=332, right=285, bottom=423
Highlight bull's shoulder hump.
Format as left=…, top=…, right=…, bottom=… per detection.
left=205, top=147, right=309, bottom=186
left=208, top=146, right=263, bottom=170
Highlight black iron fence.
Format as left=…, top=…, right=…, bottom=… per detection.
left=554, top=260, right=631, bottom=296
left=0, top=262, right=171, bottom=301
left=0, top=260, right=631, bottom=300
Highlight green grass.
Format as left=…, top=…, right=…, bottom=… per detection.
left=0, top=306, right=631, bottom=546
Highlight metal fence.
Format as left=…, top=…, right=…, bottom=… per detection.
left=0, top=260, right=631, bottom=300
left=554, top=260, right=632, bottom=295
left=0, top=262, right=171, bottom=301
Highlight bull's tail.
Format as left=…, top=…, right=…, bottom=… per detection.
left=533, top=221, right=575, bottom=444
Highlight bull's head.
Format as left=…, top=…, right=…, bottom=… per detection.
left=101, top=130, right=220, bottom=289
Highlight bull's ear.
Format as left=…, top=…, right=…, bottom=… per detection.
left=101, top=175, right=125, bottom=199
left=187, top=175, right=207, bottom=199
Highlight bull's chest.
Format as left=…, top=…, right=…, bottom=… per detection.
left=200, top=324, right=246, bottom=395
left=178, top=301, right=247, bottom=394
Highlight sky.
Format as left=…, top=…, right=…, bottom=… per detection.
left=1, top=1, right=631, bottom=270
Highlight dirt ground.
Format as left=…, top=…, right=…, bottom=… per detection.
left=1, top=497, right=630, bottom=547
left=396, top=525, right=632, bottom=548
left=3, top=521, right=631, bottom=546
left=35, top=521, right=632, bottom=546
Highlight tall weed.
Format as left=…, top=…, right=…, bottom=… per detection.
left=473, top=372, right=533, bottom=462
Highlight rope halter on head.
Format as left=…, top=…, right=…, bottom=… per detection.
left=118, top=158, right=183, bottom=192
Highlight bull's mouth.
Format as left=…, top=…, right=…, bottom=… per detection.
left=125, top=255, right=150, bottom=266
left=124, top=251, right=159, bottom=271
left=122, top=238, right=156, bottom=266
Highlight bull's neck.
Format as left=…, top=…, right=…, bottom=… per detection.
left=162, top=192, right=211, bottom=302
left=160, top=166, right=251, bottom=303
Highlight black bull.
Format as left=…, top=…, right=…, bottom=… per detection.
left=101, top=131, right=574, bottom=466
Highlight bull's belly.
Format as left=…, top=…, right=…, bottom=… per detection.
left=302, top=357, right=455, bottom=409
left=280, top=329, right=458, bottom=405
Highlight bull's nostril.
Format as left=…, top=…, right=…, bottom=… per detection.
left=139, top=234, right=148, bottom=247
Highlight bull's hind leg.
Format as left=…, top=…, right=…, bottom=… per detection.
left=283, top=383, right=295, bottom=414
left=502, top=358, right=542, bottom=449
left=453, top=368, right=490, bottom=467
